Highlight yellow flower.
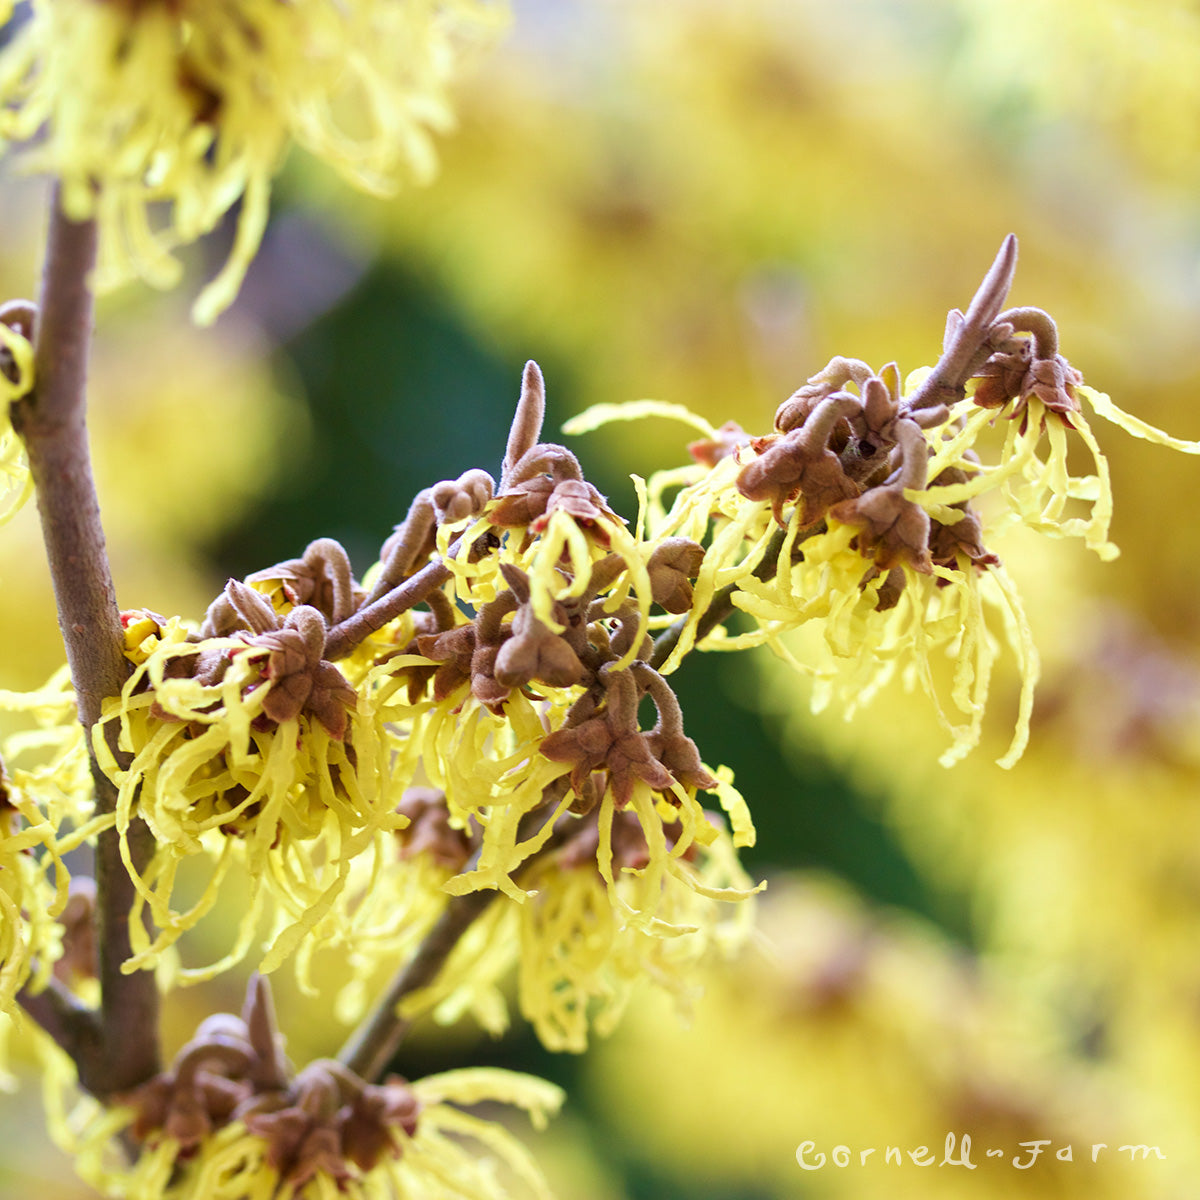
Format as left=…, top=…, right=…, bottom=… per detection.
left=0, top=0, right=507, bottom=322
left=349, top=782, right=759, bottom=1052
left=45, top=1032, right=562, bottom=1200
left=0, top=313, right=35, bottom=523
left=1, top=667, right=109, bottom=1007
left=734, top=521, right=1038, bottom=768
left=0, top=816, right=58, bottom=1009
left=93, top=611, right=409, bottom=980
left=570, top=327, right=1200, bottom=770
left=515, top=804, right=757, bottom=1052
left=912, top=379, right=1200, bottom=563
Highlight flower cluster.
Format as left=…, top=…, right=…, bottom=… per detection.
left=96, top=581, right=404, bottom=981
left=17, top=242, right=1194, bottom=1044
left=75, top=363, right=758, bottom=1039
left=8, top=236, right=1196, bottom=1199
left=45, top=977, right=560, bottom=1200
left=332, top=784, right=754, bottom=1052
left=568, top=240, right=1200, bottom=767
left=0, top=0, right=506, bottom=321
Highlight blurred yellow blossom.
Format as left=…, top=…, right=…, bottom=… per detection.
left=0, top=310, right=35, bottom=524
left=0, top=0, right=506, bottom=321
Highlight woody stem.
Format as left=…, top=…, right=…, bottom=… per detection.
left=907, top=233, right=1018, bottom=412
left=337, top=808, right=572, bottom=1082
left=326, top=552, right=455, bottom=660
left=11, top=189, right=160, bottom=1095
left=335, top=888, right=497, bottom=1082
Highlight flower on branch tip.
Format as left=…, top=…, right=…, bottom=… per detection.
left=252, top=605, right=357, bottom=739
left=489, top=439, right=623, bottom=540
left=95, top=584, right=410, bottom=977
left=511, top=806, right=755, bottom=1053
left=827, top=416, right=933, bottom=573
left=970, top=310, right=1083, bottom=426
left=737, top=395, right=862, bottom=525
left=196, top=583, right=357, bottom=738
left=490, top=473, right=619, bottom=535
left=539, top=672, right=674, bottom=806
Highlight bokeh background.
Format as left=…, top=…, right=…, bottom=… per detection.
left=4, top=0, right=1200, bottom=1196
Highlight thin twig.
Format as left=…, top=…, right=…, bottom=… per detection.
left=336, top=887, right=496, bottom=1082
left=907, top=233, right=1018, bottom=412
left=325, top=553, right=454, bottom=661
left=11, top=188, right=160, bottom=1096
left=337, top=808, right=572, bottom=1082
left=16, top=976, right=103, bottom=1078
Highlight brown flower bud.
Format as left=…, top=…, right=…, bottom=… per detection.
left=830, top=485, right=932, bottom=573
left=493, top=606, right=586, bottom=689
left=973, top=307, right=1083, bottom=425
left=773, top=356, right=874, bottom=433
left=643, top=728, right=718, bottom=793
left=738, top=393, right=862, bottom=525
left=430, top=468, right=495, bottom=525
left=536, top=478, right=617, bottom=532
left=1020, top=352, right=1083, bottom=420
left=540, top=715, right=615, bottom=797
left=470, top=639, right=513, bottom=711
left=972, top=335, right=1032, bottom=410
left=647, top=538, right=706, bottom=614
left=738, top=430, right=859, bottom=525
left=487, top=473, right=556, bottom=527
left=541, top=671, right=674, bottom=805
left=853, top=365, right=903, bottom=451
left=397, top=787, right=473, bottom=870
left=203, top=577, right=281, bottom=638
left=254, top=606, right=356, bottom=738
